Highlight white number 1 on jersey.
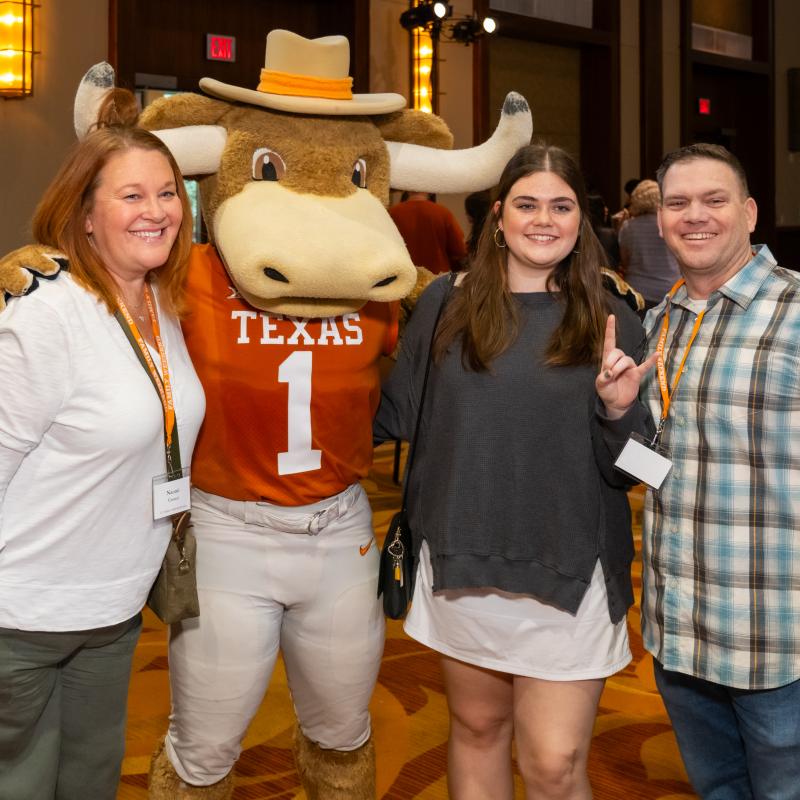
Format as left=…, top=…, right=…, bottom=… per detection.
left=277, top=351, right=322, bottom=475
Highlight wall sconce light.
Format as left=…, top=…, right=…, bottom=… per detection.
left=0, top=0, right=37, bottom=99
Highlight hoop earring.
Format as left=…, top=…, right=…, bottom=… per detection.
left=493, top=228, right=506, bottom=248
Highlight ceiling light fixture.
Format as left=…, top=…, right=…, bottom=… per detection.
left=400, top=2, right=497, bottom=45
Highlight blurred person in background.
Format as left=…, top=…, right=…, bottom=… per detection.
left=390, top=191, right=467, bottom=274
left=611, top=177, right=642, bottom=232
left=588, top=193, right=620, bottom=269
left=464, top=189, right=492, bottom=259
left=618, top=179, right=680, bottom=312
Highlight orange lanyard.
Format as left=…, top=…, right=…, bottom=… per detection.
left=116, top=286, right=176, bottom=448
left=653, top=279, right=706, bottom=441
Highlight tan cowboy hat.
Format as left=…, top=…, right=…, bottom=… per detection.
left=199, top=29, right=406, bottom=116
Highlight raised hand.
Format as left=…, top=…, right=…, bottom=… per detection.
left=595, top=315, right=657, bottom=419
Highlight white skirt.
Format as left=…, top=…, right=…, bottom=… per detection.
left=404, top=541, right=631, bottom=680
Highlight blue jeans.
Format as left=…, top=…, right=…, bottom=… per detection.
left=654, top=660, right=800, bottom=799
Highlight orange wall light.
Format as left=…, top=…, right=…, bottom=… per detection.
left=412, top=26, right=434, bottom=114
left=0, top=1, right=37, bottom=98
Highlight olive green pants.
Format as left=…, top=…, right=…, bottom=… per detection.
left=0, top=614, right=142, bottom=800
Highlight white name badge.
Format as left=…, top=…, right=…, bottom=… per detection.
left=614, top=433, right=673, bottom=490
left=152, top=470, right=191, bottom=520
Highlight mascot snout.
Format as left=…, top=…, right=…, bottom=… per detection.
left=214, top=182, right=417, bottom=317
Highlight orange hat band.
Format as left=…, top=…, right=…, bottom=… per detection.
left=257, top=69, right=353, bottom=100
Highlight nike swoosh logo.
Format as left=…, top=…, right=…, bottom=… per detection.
left=359, top=541, right=373, bottom=556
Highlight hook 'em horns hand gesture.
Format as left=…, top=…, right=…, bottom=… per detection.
left=595, top=315, right=658, bottom=420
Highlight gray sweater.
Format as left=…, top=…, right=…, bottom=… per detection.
left=374, top=277, right=649, bottom=623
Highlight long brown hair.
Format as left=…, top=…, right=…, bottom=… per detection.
left=32, top=88, right=192, bottom=315
left=433, top=144, right=609, bottom=370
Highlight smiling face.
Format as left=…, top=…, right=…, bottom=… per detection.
left=657, top=157, right=757, bottom=297
left=495, top=170, right=580, bottom=291
left=84, top=147, right=183, bottom=284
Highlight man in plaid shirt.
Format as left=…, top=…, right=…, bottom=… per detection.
left=596, top=143, right=800, bottom=798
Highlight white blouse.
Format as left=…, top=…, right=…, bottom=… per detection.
left=0, top=274, right=205, bottom=631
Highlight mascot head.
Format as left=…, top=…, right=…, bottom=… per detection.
left=75, top=30, right=532, bottom=318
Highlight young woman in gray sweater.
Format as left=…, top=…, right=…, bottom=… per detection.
left=375, top=144, right=650, bottom=800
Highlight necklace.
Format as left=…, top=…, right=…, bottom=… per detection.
left=129, top=299, right=147, bottom=323
left=121, top=290, right=148, bottom=324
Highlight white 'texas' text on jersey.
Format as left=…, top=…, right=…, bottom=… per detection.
left=231, top=310, right=365, bottom=346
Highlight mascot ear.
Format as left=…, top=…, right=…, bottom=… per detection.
left=373, top=110, right=454, bottom=151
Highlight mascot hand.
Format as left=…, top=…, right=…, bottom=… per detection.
left=0, top=245, right=66, bottom=311
left=601, top=267, right=644, bottom=313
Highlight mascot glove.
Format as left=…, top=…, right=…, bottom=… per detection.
left=0, top=244, right=66, bottom=312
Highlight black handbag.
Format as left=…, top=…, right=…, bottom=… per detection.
left=378, top=272, right=456, bottom=619
left=378, top=510, right=415, bottom=620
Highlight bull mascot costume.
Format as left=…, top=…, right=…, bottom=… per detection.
left=0, top=30, right=533, bottom=799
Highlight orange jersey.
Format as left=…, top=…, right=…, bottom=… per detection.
left=182, top=245, right=398, bottom=505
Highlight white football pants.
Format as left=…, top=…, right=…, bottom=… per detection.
left=164, top=483, right=385, bottom=786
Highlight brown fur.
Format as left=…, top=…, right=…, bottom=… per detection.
left=148, top=740, right=233, bottom=800
left=138, top=96, right=457, bottom=246
left=216, top=113, right=392, bottom=204
left=0, top=245, right=65, bottom=311
left=373, top=109, right=454, bottom=150
left=141, top=95, right=398, bottom=239
left=399, top=265, right=436, bottom=335
left=293, top=726, right=375, bottom=800
left=140, top=93, right=230, bottom=130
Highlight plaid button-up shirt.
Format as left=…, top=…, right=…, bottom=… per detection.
left=640, top=245, right=800, bottom=690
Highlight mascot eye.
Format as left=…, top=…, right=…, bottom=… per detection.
left=351, top=158, right=367, bottom=189
left=252, top=148, right=286, bottom=182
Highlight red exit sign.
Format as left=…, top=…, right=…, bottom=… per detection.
left=206, top=34, right=236, bottom=63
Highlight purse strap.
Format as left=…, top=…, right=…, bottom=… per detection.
left=400, top=271, right=457, bottom=509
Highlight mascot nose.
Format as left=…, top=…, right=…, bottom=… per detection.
left=373, top=275, right=397, bottom=288
left=263, top=267, right=290, bottom=283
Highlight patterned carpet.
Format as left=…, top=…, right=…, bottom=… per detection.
left=118, top=443, right=697, bottom=799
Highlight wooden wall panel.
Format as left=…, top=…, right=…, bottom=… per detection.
left=488, top=37, right=581, bottom=159
left=680, top=0, right=775, bottom=249
left=111, top=0, right=368, bottom=94
left=640, top=0, right=663, bottom=179
left=473, top=0, right=621, bottom=207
